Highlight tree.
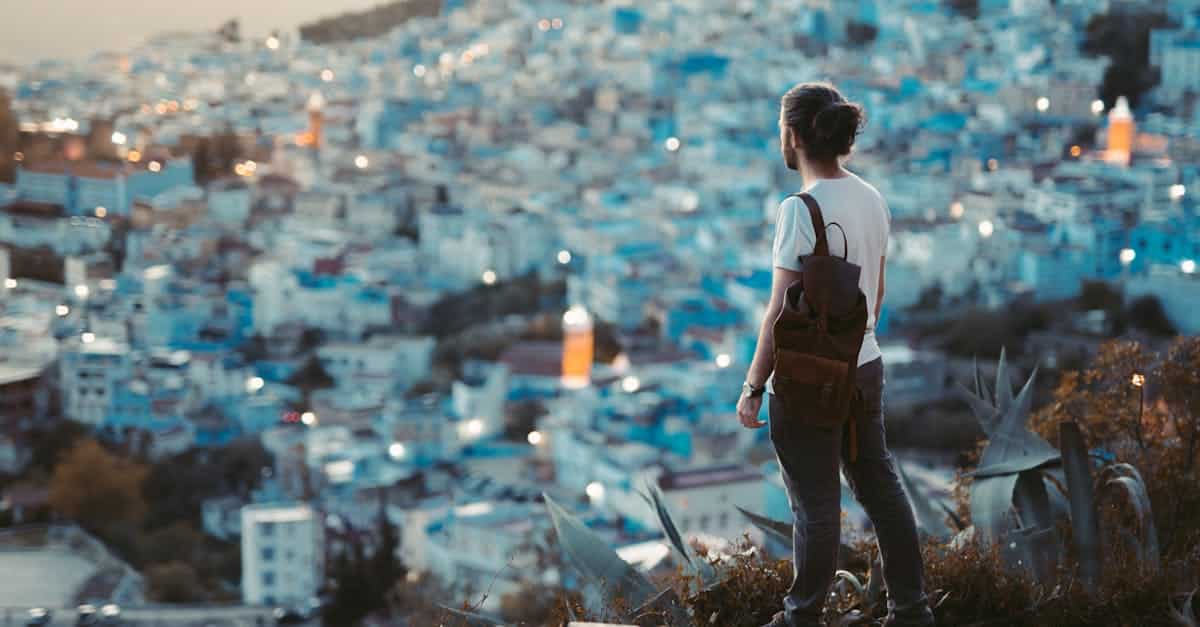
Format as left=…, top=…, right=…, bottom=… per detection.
left=287, top=356, right=335, bottom=405
left=0, top=88, right=18, bottom=183
left=369, top=492, right=404, bottom=594
left=26, top=419, right=90, bottom=476
left=192, top=137, right=213, bottom=185
left=1125, top=295, right=1175, bottom=337
left=146, top=561, right=204, bottom=602
left=323, top=495, right=406, bottom=624
left=48, top=439, right=148, bottom=532
left=944, top=0, right=979, bottom=19
left=219, top=438, right=272, bottom=498
left=212, top=125, right=240, bottom=178
left=324, top=533, right=374, bottom=625
left=1081, top=8, right=1171, bottom=109
left=504, top=399, right=547, bottom=442
left=845, top=20, right=878, bottom=47
left=138, top=521, right=205, bottom=566
left=236, top=332, right=270, bottom=362
left=1077, top=280, right=1123, bottom=312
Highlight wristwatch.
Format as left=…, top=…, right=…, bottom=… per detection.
left=742, top=380, right=765, bottom=399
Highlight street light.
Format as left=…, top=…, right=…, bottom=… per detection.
left=527, top=430, right=543, bottom=445
left=1182, top=259, right=1196, bottom=274
left=557, top=249, right=572, bottom=264
left=585, top=481, right=605, bottom=503
left=665, top=137, right=681, bottom=152
left=978, top=220, right=994, bottom=238
left=1119, top=248, right=1136, bottom=266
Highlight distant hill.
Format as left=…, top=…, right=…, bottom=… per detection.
left=299, top=0, right=441, bottom=44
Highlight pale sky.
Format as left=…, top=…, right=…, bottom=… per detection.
left=0, top=0, right=386, bottom=66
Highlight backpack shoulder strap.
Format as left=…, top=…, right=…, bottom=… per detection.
left=790, top=192, right=830, bottom=257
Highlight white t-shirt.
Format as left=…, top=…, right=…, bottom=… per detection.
left=766, top=171, right=890, bottom=395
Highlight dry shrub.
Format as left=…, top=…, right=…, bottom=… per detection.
left=677, top=535, right=793, bottom=627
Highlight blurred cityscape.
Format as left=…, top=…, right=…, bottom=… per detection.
left=0, top=0, right=1197, bottom=625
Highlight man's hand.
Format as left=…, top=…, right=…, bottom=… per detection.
left=737, top=391, right=766, bottom=429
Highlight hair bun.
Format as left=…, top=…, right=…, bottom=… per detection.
left=781, top=82, right=867, bottom=163
left=811, top=102, right=864, bottom=157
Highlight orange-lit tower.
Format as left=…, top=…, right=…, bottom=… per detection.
left=561, top=305, right=593, bottom=389
left=306, top=91, right=325, bottom=149
left=1105, top=95, right=1134, bottom=166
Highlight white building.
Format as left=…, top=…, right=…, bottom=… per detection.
left=58, top=335, right=130, bottom=425
left=426, top=501, right=551, bottom=610
left=240, top=502, right=324, bottom=607
left=317, top=335, right=435, bottom=395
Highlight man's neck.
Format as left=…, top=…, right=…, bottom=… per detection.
left=800, top=163, right=846, bottom=189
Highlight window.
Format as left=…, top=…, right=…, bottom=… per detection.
left=261, top=547, right=274, bottom=561
left=260, top=522, right=275, bottom=536
left=718, top=512, right=729, bottom=530
left=262, top=571, right=275, bottom=586
left=699, top=515, right=710, bottom=531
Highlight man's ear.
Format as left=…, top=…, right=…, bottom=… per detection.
left=786, top=127, right=800, bottom=151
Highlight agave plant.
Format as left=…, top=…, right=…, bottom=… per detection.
left=959, top=349, right=1062, bottom=579
left=961, top=350, right=1160, bottom=586
left=542, top=493, right=691, bottom=626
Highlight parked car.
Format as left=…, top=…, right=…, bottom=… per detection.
left=272, top=607, right=308, bottom=624
left=25, top=607, right=51, bottom=627
left=100, top=603, right=121, bottom=624
left=76, top=604, right=98, bottom=626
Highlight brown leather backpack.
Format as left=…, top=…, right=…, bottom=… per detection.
left=771, top=192, right=869, bottom=459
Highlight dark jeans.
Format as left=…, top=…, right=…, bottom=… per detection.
left=767, top=357, right=934, bottom=626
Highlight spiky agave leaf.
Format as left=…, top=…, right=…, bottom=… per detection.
left=995, top=346, right=1014, bottom=414
left=970, top=363, right=1059, bottom=479
left=638, top=479, right=717, bottom=585
left=629, top=585, right=692, bottom=627
left=437, top=605, right=510, bottom=626
left=833, top=569, right=865, bottom=601
left=1059, top=421, right=1102, bottom=592
left=1097, top=464, right=1160, bottom=574
left=1168, top=588, right=1198, bottom=627
left=897, top=461, right=952, bottom=539
left=969, top=472, right=1022, bottom=542
left=864, top=554, right=884, bottom=608
left=736, top=506, right=792, bottom=548
left=543, top=494, right=658, bottom=612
